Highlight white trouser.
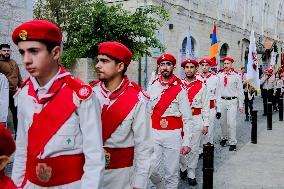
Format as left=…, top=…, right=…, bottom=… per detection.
left=150, top=129, right=182, bottom=189
left=220, top=98, right=238, bottom=145
left=202, top=108, right=216, bottom=144
left=180, top=115, right=203, bottom=178
left=24, top=180, right=81, bottom=189
left=103, top=167, right=133, bottom=189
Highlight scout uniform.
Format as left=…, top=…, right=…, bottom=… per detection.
left=148, top=54, right=193, bottom=189
left=180, top=58, right=210, bottom=184
left=218, top=57, right=244, bottom=149
left=0, top=73, right=9, bottom=123
left=11, top=20, right=105, bottom=189
left=242, top=70, right=255, bottom=121
left=274, top=74, right=283, bottom=110
left=197, top=58, right=221, bottom=144
left=260, top=68, right=276, bottom=114
left=0, top=123, right=17, bottom=189
left=91, top=42, right=153, bottom=189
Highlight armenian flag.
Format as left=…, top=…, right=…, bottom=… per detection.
left=209, top=23, right=218, bottom=67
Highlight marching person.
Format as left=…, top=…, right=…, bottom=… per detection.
left=0, top=123, right=17, bottom=189
left=0, top=73, right=9, bottom=125
left=218, top=57, right=244, bottom=151
left=273, top=72, right=283, bottom=110
left=11, top=20, right=104, bottom=189
left=260, top=68, right=276, bottom=115
left=180, top=58, right=210, bottom=186
left=0, top=44, right=23, bottom=134
left=148, top=53, right=192, bottom=189
left=91, top=41, right=152, bottom=189
left=197, top=58, right=221, bottom=144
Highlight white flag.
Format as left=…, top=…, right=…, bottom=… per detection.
left=270, top=50, right=276, bottom=67
left=246, top=27, right=260, bottom=92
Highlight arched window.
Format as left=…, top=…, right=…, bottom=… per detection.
left=219, top=43, right=229, bottom=68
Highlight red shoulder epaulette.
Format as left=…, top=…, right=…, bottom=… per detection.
left=65, top=76, right=92, bottom=100
left=90, top=80, right=100, bottom=87
left=131, top=81, right=150, bottom=99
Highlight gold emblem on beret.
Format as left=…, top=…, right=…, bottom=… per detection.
left=160, top=118, right=168, bottom=128
left=19, top=30, right=28, bottom=40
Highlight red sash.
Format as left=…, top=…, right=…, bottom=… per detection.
left=101, top=86, right=139, bottom=144
left=152, top=85, right=182, bottom=118
left=28, top=85, right=77, bottom=157
left=186, top=80, right=203, bottom=105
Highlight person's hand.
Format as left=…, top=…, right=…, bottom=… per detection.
left=202, top=126, right=209, bottom=135
left=216, top=112, right=221, bottom=119
left=273, top=93, right=276, bottom=96
left=239, top=107, right=244, bottom=113
left=180, top=146, right=191, bottom=156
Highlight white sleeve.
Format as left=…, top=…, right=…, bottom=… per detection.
left=201, top=85, right=210, bottom=127
left=215, top=76, right=222, bottom=113
left=79, top=93, right=105, bottom=189
left=11, top=94, right=28, bottom=187
left=237, top=74, right=245, bottom=108
left=177, top=89, right=193, bottom=147
left=132, top=100, right=153, bottom=188
left=0, top=76, right=9, bottom=122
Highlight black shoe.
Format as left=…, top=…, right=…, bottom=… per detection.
left=199, top=153, right=203, bottom=159
left=188, top=178, right=197, bottom=186
left=245, top=115, right=249, bottom=121
left=262, top=113, right=267, bottom=116
left=229, top=145, right=236, bottom=151
left=220, top=139, right=227, bottom=147
left=180, top=170, right=187, bottom=180
left=273, top=108, right=278, bottom=112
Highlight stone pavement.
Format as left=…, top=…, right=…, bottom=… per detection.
left=214, top=121, right=284, bottom=189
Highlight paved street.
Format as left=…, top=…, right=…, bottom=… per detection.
left=5, top=96, right=284, bottom=188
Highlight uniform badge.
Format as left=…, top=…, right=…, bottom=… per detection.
left=36, top=163, right=52, bottom=183
left=160, top=118, right=168, bottom=128
left=104, top=149, right=111, bottom=168
left=76, top=84, right=92, bottom=100
left=19, top=30, right=28, bottom=40
left=192, top=109, right=195, bottom=114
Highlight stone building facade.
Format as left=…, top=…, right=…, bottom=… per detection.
left=0, top=0, right=33, bottom=78
left=107, top=0, right=284, bottom=88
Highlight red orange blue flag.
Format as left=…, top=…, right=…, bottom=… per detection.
left=209, top=23, right=218, bottom=67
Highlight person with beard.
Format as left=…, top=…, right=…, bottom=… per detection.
left=148, top=53, right=192, bottom=189
left=0, top=44, right=23, bottom=135
left=197, top=58, right=221, bottom=145
left=260, top=68, right=276, bottom=115
left=0, top=73, right=9, bottom=125
left=179, top=58, right=210, bottom=186
left=91, top=41, right=152, bottom=189
left=0, top=123, right=17, bottom=189
left=218, top=57, right=244, bottom=151
left=11, top=20, right=104, bottom=189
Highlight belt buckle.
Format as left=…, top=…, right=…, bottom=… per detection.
left=36, top=163, right=52, bottom=183
left=192, top=109, right=195, bottom=114
left=160, top=118, right=168, bottom=128
left=104, top=149, right=111, bottom=168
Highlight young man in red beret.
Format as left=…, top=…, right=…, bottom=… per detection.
left=197, top=58, right=221, bottom=144
left=218, top=57, right=244, bottom=151
left=179, top=58, right=209, bottom=186
left=0, top=123, right=17, bottom=189
left=11, top=20, right=104, bottom=189
left=147, top=53, right=192, bottom=189
left=91, top=41, right=152, bottom=189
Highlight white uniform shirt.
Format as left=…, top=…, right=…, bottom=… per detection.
left=218, top=69, right=244, bottom=108
left=0, top=73, right=9, bottom=122
left=12, top=73, right=105, bottom=189
left=260, top=74, right=275, bottom=90
left=197, top=72, right=221, bottom=112
left=93, top=81, right=153, bottom=189
left=148, top=78, right=193, bottom=147
left=274, top=78, right=284, bottom=93
left=182, top=78, right=210, bottom=127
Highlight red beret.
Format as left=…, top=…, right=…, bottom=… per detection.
left=12, top=20, right=62, bottom=44
left=221, top=57, right=234, bottom=63
left=199, top=58, right=213, bottom=66
left=157, top=54, right=176, bottom=65
left=0, top=123, right=15, bottom=156
left=98, top=42, right=132, bottom=66
left=181, top=58, right=199, bottom=68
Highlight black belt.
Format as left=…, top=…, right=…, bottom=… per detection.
left=221, top=96, right=237, bottom=100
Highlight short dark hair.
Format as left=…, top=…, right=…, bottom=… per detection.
left=0, top=44, right=10, bottom=50
left=37, top=40, right=60, bottom=53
